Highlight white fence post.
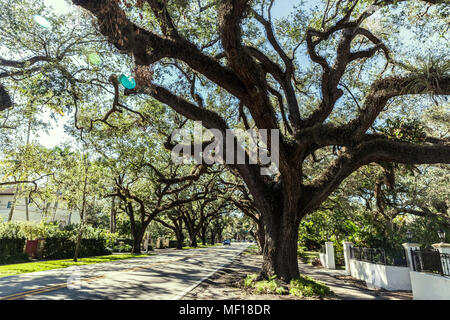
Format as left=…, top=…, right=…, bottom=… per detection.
left=432, top=242, right=450, bottom=275
left=319, top=250, right=327, bottom=267
left=432, top=242, right=450, bottom=254
left=325, top=241, right=335, bottom=269
left=342, top=241, right=354, bottom=275
left=402, top=242, right=421, bottom=271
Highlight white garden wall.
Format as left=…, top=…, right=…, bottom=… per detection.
left=319, top=242, right=335, bottom=269
left=319, top=252, right=326, bottom=267
left=349, top=258, right=412, bottom=291
left=410, top=271, right=450, bottom=300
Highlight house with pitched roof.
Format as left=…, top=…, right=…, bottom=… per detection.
left=0, top=187, right=79, bottom=225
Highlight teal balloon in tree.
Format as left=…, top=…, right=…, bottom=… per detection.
left=119, top=74, right=136, bottom=89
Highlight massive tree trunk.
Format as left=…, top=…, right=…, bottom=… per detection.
left=130, top=219, right=153, bottom=254
left=210, top=229, right=215, bottom=245
left=123, top=199, right=152, bottom=254
left=174, top=229, right=184, bottom=250
left=255, top=221, right=265, bottom=255
left=261, top=206, right=301, bottom=282
left=187, top=227, right=198, bottom=247
left=217, top=229, right=223, bottom=243
left=131, top=229, right=145, bottom=254
left=255, top=182, right=302, bottom=282
left=200, top=224, right=208, bottom=246
left=155, top=217, right=185, bottom=250
left=183, top=215, right=198, bottom=247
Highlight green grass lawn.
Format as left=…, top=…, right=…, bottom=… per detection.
left=299, top=250, right=346, bottom=269
left=0, top=253, right=153, bottom=278
left=242, top=244, right=259, bottom=255
left=299, top=251, right=320, bottom=264
left=243, top=273, right=334, bottom=298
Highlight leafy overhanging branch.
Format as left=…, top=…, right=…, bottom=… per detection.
left=71, top=0, right=450, bottom=228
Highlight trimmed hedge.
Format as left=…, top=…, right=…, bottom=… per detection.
left=0, top=238, right=28, bottom=264
left=169, top=240, right=180, bottom=248
left=0, top=236, right=111, bottom=262
left=42, top=237, right=110, bottom=260
left=0, top=222, right=117, bottom=261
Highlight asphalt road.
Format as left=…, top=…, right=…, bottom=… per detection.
left=0, top=243, right=250, bottom=300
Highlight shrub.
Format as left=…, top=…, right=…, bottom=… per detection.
left=243, top=274, right=287, bottom=295
left=20, top=221, right=59, bottom=239
left=253, top=279, right=287, bottom=295
left=297, top=246, right=305, bottom=256
left=112, top=243, right=132, bottom=253
left=0, top=223, right=28, bottom=264
left=0, top=222, right=114, bottom=260
left=0, top=222, right=26, bottom=239
left=335, top=245, right=345, bottom=266
left=243, top=273, right=333, bottom=299
left=42, top=237, right=111, bottom=260
left=111, top=238, right=134, bottom=252
left=243, top=273, right=259, bottom=288
left=0, top=238, right=28, bottom=264
left=168, top=240, right=179, bottom=248
left=289, top=276, right=333, bottom=298
left=311, top=258, right=322, bottom=267
left=41, top=237, right=76, bottom=260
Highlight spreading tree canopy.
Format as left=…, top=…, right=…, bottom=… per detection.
left=0, top=0, right=448, bottom=282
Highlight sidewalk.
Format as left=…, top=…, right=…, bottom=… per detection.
left=298, top=262, right=412, bottom=300
left=183, top=250, right=413, bottom=300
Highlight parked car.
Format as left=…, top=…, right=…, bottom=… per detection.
left=223, top=239, right=231, bottom=246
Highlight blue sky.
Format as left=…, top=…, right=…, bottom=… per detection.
left=270, top=0, right=298, bottom=18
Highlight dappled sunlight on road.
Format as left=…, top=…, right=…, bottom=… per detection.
left=0, top=243, right=250, bottom=300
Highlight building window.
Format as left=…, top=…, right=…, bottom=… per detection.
left=7, top=201, right=12, bottom=208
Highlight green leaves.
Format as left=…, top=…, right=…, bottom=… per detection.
left=0, top=222, right=25, bottom=239
left=379, top=117, right=426, bottom=143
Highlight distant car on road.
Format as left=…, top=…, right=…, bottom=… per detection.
left=223, top=240, right=231, bottom=246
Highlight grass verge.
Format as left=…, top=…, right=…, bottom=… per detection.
left=298, top=250, right=320, bottom=264
left=243, top=273, right=333, bottom=299
left=242, top=245, right=259, bottom=255
left=0, top=253, right=153, bottom=278
left=289, top=275, right=333, bottom=298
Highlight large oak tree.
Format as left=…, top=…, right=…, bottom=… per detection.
left=64, top=0, right=450, bottom=281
